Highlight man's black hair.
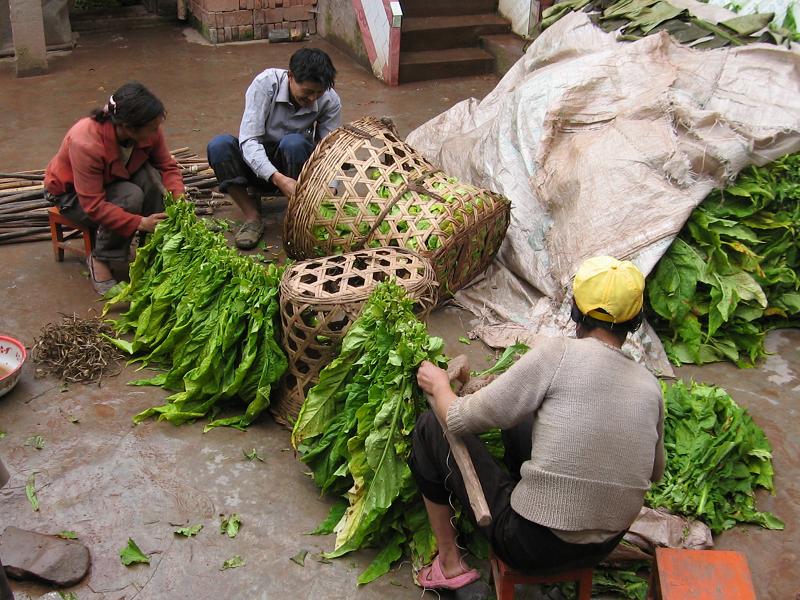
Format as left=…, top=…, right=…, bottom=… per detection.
left=289, top=48, right=336, bottom=89
left=570, top=301, right=643, bottom=336
left=90, top=81, right=165, bottom=128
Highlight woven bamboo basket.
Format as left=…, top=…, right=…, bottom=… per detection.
left=283, top=116, right=511, bottom=301
left=271, top=247, right=437, bottom=427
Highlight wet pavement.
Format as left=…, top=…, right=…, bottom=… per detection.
left=0, top=23, right=798, bottom=600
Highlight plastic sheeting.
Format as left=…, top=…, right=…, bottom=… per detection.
left=407, top=10, right=800, bottom=372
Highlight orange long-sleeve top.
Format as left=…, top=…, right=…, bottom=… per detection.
left=45, top=117, right=185, bottom=238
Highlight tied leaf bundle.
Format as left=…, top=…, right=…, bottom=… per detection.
left=291, top=281, right=445, bottom=584
left=646, top=380, right=783, bottom=534
left=648, top=152, right=800, bottom=367
left=104, top=198, right=287, bottom=430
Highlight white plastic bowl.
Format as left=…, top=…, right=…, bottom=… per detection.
left=0, top=335, right=26, bottom=398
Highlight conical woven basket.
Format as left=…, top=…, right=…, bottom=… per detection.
left=284, top=116, right=510, bottom=301
left=271, top=247, right=437, bottom=427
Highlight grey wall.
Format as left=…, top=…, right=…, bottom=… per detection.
left=315, top=0, right=370, bottom=71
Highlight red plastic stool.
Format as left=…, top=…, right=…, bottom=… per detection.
left=489, top=553, right=593, bottom=600
left=48, top=206, right=93, bottom=261
left=649, top=548, right=756, bottom=600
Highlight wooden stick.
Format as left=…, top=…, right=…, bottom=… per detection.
left=426, top=354, right=492, bottom=527
left=0, top=172, right=45, bottom=181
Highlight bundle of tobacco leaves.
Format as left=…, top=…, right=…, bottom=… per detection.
left=646, top=379, right=783, bottom=534
left=31, top=314, right=123, bottom=383
left=291, top=281, right=445, bottom=583
left=647, top=152, right=800, bottom=367
left=104, top=197, right=286, bottom=430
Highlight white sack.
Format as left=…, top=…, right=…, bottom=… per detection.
left=407, top=11, right=800, bottom=372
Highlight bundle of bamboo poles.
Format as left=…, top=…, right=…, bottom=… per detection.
left=0, top=147, right=226, bottom=245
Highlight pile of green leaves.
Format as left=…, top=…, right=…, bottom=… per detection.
left=104, top=198, right=286, bottom=430
left=291, top=281, right=445, bottom=583
left=646, top=380, right=783, bottom=534
left=542, top=0, right=793, bottom=47
left=647, top=153, right=800, bottom=367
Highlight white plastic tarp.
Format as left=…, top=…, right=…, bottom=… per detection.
left=407, top=11, right=800, bottom=373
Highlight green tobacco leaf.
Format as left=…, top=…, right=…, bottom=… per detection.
left=457, top=336, right=471, bottom=345
left=243, top=448, right=264, bottom=462
left=24, top=435, right=45, bottom=450
left=57, top=530, right=78, bottom=539
left=58, top=592, right=80, bottom=600
left=308, top=501, right=347, bottom=535
left=119, top=538, right=150, bottom=566
left=0, top=431, right=6, bottom=439
left=221, top=555, right=245, bottom=570
left=26, top=473, right=39, bottom=512
left=357, top=532, right=404, bottom=585
left=290, top=550, right=308, bottom=566
left=220, top=514, right=241, bottom=538
left=473, top=342, right=530, bottom=377
left=174, top=524, right=203, bottom=537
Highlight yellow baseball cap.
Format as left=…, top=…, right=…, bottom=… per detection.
left=573, top=256, right=645, bottom=323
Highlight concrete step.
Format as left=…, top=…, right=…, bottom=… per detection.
left=480, top=32, right=527, bottom=76
left=70, top=5, right=175, bottom=32
left=401, top=14, right=511, bottom=52
left=399, top=46, right=495, bottom=83
left=400, top=0, right=498, bottom=18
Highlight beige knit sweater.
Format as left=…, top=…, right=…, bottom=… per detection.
left=447, top=335, right=664, bottom=534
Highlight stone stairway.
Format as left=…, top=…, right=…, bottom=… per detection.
left=399, top=0, right=516, bottom=83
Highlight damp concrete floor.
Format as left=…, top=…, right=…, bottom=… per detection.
left=0, top=23, right=797, bottom=600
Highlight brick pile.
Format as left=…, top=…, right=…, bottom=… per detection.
left=189, top=0, right=317, bottom=43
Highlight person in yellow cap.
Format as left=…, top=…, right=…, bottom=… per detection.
left=411, top=256, right=664, bottom=592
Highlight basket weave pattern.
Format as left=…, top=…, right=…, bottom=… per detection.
left=284, top=117, right=511, bottom=301
left=271, top=247, right=437, bottom=426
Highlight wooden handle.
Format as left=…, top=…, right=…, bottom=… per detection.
left=425, top=354, right=492, bottom=527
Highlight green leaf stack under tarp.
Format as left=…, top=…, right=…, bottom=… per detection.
left=647, top=152, right=800, bottom=367
left=291, top=281, right=444, bottom=584
left=104, top=198, right=287, bottom=430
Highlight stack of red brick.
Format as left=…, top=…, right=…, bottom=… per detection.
left=189, top=0, right=317, bottom=43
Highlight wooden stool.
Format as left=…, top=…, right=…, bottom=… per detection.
left=48, top=206, right=93, bottom=261
left=489, top=553, right=593, bottom=600
left=649, top=548, right=756, bottom=600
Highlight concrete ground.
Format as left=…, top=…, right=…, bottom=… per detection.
left=0, top=22, right=797, bottom=600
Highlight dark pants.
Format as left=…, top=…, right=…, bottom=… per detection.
left=409, top=411, right=624, bottom=574
left=50, top=163, right=165, bottom=263
left=206, top=133, right=314, bottom=194
left=0, top=556, right=12, bottom=600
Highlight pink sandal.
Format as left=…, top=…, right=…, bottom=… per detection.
left=418, top=555, right=480, bottom=590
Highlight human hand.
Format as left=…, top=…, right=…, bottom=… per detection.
left=272, top=173, right=297, bottom=198
left=138, top=212, right=168, bottom=232
left=417, top=361, right=451, bottom=397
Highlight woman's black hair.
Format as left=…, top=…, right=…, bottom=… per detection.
left=570, top=300, right=643, bottom=335
left=289, top=48, right=336, bottom=89
left=90, top=82, right=165, bottom=128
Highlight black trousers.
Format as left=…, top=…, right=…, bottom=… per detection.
left=0, top=556, right=12, bottom=600
left=409, top=411, right=624, bottom=574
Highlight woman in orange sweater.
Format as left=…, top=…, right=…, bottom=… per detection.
left=45, top=82, right=184, bottom=294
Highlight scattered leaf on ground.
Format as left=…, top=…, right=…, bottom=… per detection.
left=219, top=514, right=241, bottom=538
left=26, top=474, right=39, bottom=511
left=0, top=431, right=5, bottom=439
left=242, top=448, right=264, bottom=462
left=312, top=553, right=332, bottom=564
left=119, top=538, right=150, bottom=566
left=290, top=550, right=308, bottom=566
left=60, top=383, right=69, bottom=393
left=57, top=530, right=78, bottom=539
left=221, top=555, right=245, bottom=570
left=458, top=336, right=471, bottom=345
left=174, top=524, right=203, bottom=537
left=24, top=435, right=45, bottom=450
left=58, top=592, right=79, bottom=600
left=68, top=415, right=79, bottom=423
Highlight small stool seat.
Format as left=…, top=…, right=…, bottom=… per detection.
left=489, top=553, right=593, bottom=600
left=48, top=206, right=93, bottom=261
left=649, top=548, right=756, bottom=599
